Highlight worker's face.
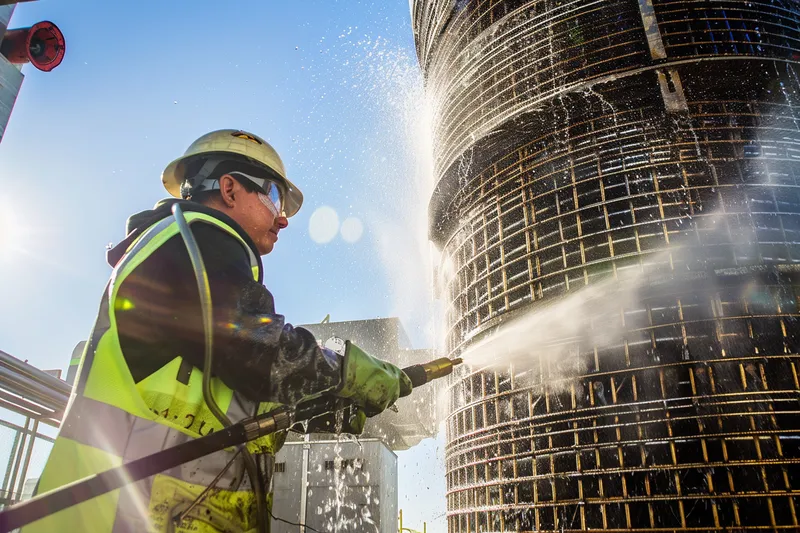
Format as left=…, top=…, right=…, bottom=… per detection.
left=216, top=174, right=289, bottom=255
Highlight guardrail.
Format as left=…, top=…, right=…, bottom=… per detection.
left=0, top=350, right=69, bottom=506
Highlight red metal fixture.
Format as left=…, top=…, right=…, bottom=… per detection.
left=1, top=21, right=65, bottom=72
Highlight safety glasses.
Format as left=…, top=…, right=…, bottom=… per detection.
left=228, top=171, right=284, bottom=216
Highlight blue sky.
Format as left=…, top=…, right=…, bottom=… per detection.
left=0, top=0, right=444, bottom=529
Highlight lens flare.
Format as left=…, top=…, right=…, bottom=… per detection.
left=308, top=206, right=340, bottom=244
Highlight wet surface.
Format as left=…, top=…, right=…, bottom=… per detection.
left=412, top=0, right=800, bottom=531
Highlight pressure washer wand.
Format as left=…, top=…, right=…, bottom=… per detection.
left=0, top=357, right=462, bottom=532
left=399, top=356, right=462, bottom=395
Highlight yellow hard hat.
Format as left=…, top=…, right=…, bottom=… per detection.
left=162, top=129, right=303, bottom=217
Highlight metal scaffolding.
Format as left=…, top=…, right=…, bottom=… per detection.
left=412, top=0, right=800, bottom=531
left=0, top=350, right=68, bottom=507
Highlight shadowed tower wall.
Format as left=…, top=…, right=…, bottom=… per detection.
left=412, top=1, right=800, bottom=531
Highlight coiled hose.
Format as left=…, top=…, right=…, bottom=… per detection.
left=171, top=204, right=268, bottom=533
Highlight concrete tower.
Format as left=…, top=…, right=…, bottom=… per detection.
left=413, top=1, right=800, bottom=531
left=0, top=4, right=23, bottom=142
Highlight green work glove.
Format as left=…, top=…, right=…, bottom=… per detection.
left=335, top=341, right=413, bottom=417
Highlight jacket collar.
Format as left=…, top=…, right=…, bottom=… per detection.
left=107, top=199, right=263, bottom=282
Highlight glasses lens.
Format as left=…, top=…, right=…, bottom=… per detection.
left=228, top=171, right=284, bottom=215
left=265, top=181, right=283, bottom=215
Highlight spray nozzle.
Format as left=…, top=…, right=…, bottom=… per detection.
left=401, top=357, right=463, bottom=394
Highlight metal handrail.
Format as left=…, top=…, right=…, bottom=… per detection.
left=0, top=350, right=69, bottom=427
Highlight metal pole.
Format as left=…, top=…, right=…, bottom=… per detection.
left=0, top=350, right=72, bottom=400
left=15, top=419, right=38, bottom=500
left=0, top=420, right=53, bottom=444
left=0, top=366, right=68, bottom=412
left=5, top=418, right=29, bottom=504
left=298, top=434, right=310, bottom=533
left=0, top=390, right=59, bottom=422
left=0, top=432, right=20, bottom=504
left=0, top=350, right=71, bottom=396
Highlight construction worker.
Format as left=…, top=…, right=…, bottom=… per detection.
left=24, top=129, right=412, bottom=533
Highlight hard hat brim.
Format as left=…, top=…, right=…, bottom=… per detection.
left=162, top=151, right=303, bottom=218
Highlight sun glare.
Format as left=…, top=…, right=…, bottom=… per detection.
left=0, top=204, right=27, bottom=260
left=0, top=206, right=17, bottom=250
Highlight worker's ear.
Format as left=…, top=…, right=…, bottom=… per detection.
left=218, top=174, right=238, bottom=207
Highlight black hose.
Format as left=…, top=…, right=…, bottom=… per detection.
left=171, top=204, right=268, bottom=533
left=0, top=423, right=249, bottom=532
left=0, top=361, right=446, bottom=531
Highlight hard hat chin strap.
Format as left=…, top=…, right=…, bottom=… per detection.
left=180, top=158, right=225, bottom=199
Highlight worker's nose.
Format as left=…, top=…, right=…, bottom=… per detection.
left=276, top=216, right=289, bottom=229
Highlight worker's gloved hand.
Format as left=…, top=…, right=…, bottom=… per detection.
left=298, top=400, right=367, bottom=435
left=335, top=341, right=413, bottom=417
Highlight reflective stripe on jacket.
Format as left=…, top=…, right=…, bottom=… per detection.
left=23, top=212, right=284, bottom=533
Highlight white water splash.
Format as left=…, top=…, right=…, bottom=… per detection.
left=357, top=45, right=439, bottom=349
left=458, top=210, right=744, bottom=375
left=290, top=24, right=439, bottom=349
left=460, top=270, right=641, bottom=370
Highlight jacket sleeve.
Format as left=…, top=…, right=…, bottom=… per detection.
left=224, top=275, right=342, bottom=404
left=115, top=222, right=341, bottom=405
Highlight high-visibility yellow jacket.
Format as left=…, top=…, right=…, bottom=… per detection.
left=24, top=208, right=307, bottom=532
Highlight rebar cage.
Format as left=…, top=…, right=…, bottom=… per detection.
left=412, top=1, right=800, bottom=531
